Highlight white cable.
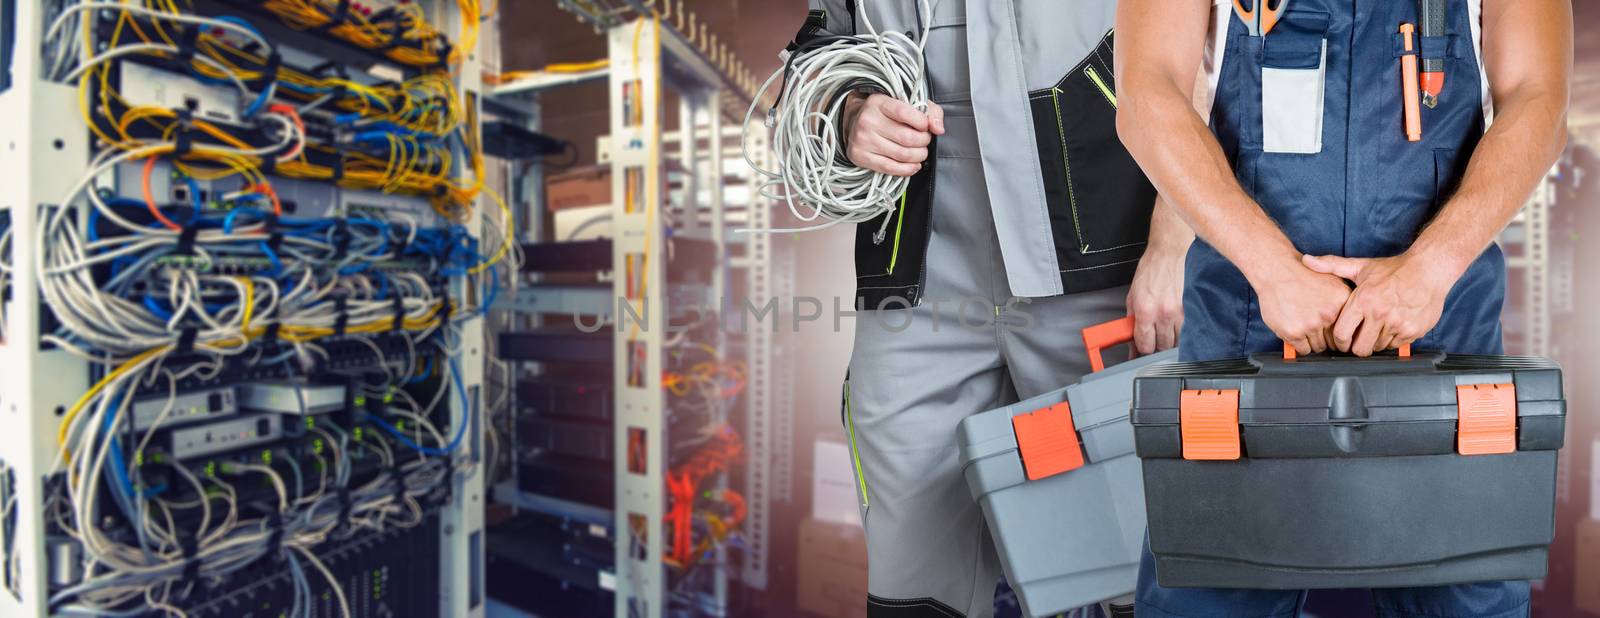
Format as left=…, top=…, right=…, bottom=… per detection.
left=46, top=3, right=273, bottom=58
left=740, top=0, right=935, bottom=237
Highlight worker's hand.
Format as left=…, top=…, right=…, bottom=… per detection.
left=1127, top=239, right=1186, bottom=354
left=1253, top=259, right=1352, bottom=356
left=843, top=94, right=945, bottom=177
left=1302, top=253, right=1455, bottom=356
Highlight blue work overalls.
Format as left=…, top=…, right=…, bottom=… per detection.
left=1138, top=0, right=1527, bottom=616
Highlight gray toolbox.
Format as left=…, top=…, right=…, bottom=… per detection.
left=1132, top=347, right=1566, bottom=589
left=958, top=317, right=1175, bottom=617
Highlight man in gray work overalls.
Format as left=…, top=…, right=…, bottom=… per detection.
left=794, top=1, right=1192, bottom=615
left=1114, top=0, right=1572, bottom=616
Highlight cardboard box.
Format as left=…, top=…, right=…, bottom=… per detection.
left=553, top=204, right=612, bottom=241
left=813, top=441, right=863, bottom=526
left=547, top=166, right=611, bottom=211
left=797, top=517, right=868, bottom=618
left=1577, top=519, right=1600, bottom=614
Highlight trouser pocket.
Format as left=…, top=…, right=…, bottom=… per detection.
left=1026, top=30, right=1156, bottom=293
left=1259, top=10, right=1330, bottom=154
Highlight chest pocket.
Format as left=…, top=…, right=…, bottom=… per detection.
left=922, top=2, right=969, bottom=101
left=1025, top=31, right=1156, bottom=287
left=1260, top=10, right=1330, bottom=154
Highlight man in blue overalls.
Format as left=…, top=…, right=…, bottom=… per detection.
left=1113, top=0, right=1571, bottom=616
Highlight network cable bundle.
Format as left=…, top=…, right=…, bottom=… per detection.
left=741, top=0, right=934, bottom=238
left=0, top=1, right=506, bottom=616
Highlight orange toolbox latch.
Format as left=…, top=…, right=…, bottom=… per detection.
left=1012, top=402, right=1084, bottom=480
left=1457, top=383, right=1517, bottom=456
left=1180, top=389, right=1242, bottom=461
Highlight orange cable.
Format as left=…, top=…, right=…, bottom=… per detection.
left=141, top=156, right=184, bottom=231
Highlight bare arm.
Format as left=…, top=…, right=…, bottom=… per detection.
left=1304, top=0, right=1572, bottom=355
left=1127, top=175, right=1196, bottom=354
left=1413, top=0, right=1571, bottom=280
left=1115, top=0, right=1350, bottom=354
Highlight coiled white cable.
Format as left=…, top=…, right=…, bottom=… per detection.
left=741, top=0, right=935, bottom=239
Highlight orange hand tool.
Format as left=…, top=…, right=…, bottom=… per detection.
left=1419, top=0, right=1448, bottom=107
left=1401, top=23, right=1422, bottom=142
left=1232, top=0, right=1290, bottom=37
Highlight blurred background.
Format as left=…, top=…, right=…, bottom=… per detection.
left=482, top=2, right=1600, bottom=616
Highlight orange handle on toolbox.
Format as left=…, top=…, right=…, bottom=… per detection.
left=1282, top=341, right=1411, bottom=360
left=1082, top=316, right=1136, bottom=373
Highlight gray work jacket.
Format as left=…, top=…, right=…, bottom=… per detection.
left=804, top=0, right=1156, bottom=305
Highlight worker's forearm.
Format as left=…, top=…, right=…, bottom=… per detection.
left=1147, top=195, right=1195, bottom=253
left=1118, top=85, right=1300, bottom=287
left=1409, top=88, right=1568, bottom=283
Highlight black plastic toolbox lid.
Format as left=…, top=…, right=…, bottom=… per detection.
left=1132, top=352, right=1565, bottom=459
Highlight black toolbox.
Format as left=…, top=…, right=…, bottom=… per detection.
left=1131, top=348, right=1565, bottom=589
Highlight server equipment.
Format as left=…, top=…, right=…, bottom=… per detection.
left=239, top=381, right=348, bottom=416
left=0, top=2, right=502, bottom=616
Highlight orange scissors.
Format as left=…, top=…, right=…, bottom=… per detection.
left=1232, top=0, right=1289, bottom=37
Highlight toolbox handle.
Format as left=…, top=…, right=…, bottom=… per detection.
left=1282, top=341, right=1410, bottom=361
left=1082, top=316, right=1136, bottom=373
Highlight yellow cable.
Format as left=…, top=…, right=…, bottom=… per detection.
left=57, top=346, right=173, bottom=462
left=545, top=59, right=609, bottom=73
left=237, top=277, right=256, bottom=332
left=628, top=17, right=662, bottom=340
left=468, top=185, right=513, bottom=275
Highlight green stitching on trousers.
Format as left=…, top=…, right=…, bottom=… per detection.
left=845, top=382, right=869, bottom=508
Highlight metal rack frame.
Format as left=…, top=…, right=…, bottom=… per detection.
left=486, top=9, right=787, bottom=614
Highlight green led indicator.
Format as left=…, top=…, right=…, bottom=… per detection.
left=204, top=461, right=216, bottom=478
left=353, top=427, right=364, bottom=442
left=313, top=439, right=324, bottom=455
left=383, top=391, right=395, bottom=404
left=354, top=395, right=367, bottom=407
left=396, top=420, right=406, bottom=431
left=261, top=450, right=272, bottom=464
left=305, top=416, right=315, bottom=429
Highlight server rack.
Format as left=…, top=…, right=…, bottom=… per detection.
left=0, top=2, right=495, bottom=616
left=487, top=2, right=788, bottom=614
